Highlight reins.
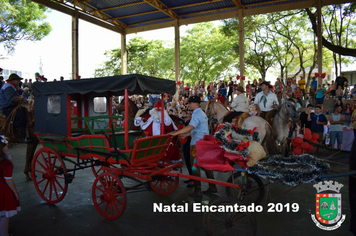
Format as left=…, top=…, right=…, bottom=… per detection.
left=276, top=102, right=295, bottom=123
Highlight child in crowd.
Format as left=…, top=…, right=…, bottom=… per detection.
left=0, top=136, right=20, bottom=236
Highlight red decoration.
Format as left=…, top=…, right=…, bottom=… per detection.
left=312, top=133, right=319, bottom=140
left=301, top=142, right=309, bottom=150
left=314, top=73, right=326, bottom=79
left=216, top=123, right=225, bottom=132
left=241, top=76, right=245, bottom=81
left=304, top=128, right=312, bottom=140
left=236, top=75, right=240, bottom=80
left=307, top=144, right=315, bottom=152
left=293, top=137, right=303, bottom=146
left=293, top=147, right=302, bottom=155
left=176, top=81, right=181, bottom=86
left=76, top=72, right=81, bottom=79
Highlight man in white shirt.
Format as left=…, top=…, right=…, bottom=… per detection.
left=223, top=86, right=249, bottom=122
left=255, top=81, right=279, bottom=125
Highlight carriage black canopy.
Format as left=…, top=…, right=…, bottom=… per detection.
left=33, top=74, right=176, bottom=96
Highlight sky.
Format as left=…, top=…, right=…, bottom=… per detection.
left=0, top=10, right=193, bottom=81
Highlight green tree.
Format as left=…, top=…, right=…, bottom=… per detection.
left=222, top=15, right=277, bottom=81
left=180, top=22, right=237, bottom=83
left=94, top=37, right=175, bottom=79
left=95, top=23, right=237, bottom=84
left=0, top=0, right=51, bottom=53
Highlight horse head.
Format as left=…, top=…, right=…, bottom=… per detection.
left=280, top=99, right=299, bottom=122
left=204, top=100, right=228, bottom=124
left=116, top=98, right=138, bottom=115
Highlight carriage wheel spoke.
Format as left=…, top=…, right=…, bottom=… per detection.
left=53, top=178, right=65, bottom=192
left=49, top=180, right=53, bottom=200
left=39, top=152, right=49, bottom=169
left=36, top=159, right=47, bottom=171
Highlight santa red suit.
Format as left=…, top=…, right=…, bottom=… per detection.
left=134, top=102, right=181, bottom=162
left=134, top=105, right=177, bottom=136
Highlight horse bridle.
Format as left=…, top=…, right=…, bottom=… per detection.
left=276, top=101, right=295, bottom=123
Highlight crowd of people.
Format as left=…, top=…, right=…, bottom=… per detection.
left=120, top=73, right=356, bottom=153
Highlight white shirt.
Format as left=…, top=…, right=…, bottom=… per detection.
left=255, top=91, right=279, bottom=112
left=231, top=93, right=250, bottom=112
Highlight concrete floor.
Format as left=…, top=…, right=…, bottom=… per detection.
left=7, top=143, right=354, bottom=236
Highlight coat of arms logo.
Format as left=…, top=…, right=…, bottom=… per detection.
left=311, top=180, right=346, bottom=230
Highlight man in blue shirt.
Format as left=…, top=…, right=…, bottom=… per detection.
left=310, top=76, right=317, bottom=91
left=170, top=95, right=214, bottom=197
left=308, top=106, right=327, bottom=153
left=0, top=74, right=31, bottom=142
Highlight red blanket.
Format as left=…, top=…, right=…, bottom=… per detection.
left=195, top=135, right=249, bottom=171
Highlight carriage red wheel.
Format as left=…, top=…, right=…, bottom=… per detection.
left=31, top=147, right=68, bottom=204
left=150, top=159, right=179, bottom=195
left=92, top=172, right=126, bottom=220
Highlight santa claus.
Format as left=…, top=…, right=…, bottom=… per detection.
left=134, top=101, right=181, bottom=162
left=134, top=101, right=177, bottom=136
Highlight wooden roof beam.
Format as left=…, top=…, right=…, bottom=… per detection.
left=231, top=0, right=243, bottom=9
left=30, top=0, right=126, bottom=34
left=143, top=0, right=180, bottom=19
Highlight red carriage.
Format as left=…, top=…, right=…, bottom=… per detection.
left=30, top=75, right=255, bottom=223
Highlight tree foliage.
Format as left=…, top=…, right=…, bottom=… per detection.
left=94, top=37, right=175, bottom=79
left=95, top=23, right=237, bottom=84
left=0, top=0, right=52, bottom=53
left=180, top=22, right=237, bottom=83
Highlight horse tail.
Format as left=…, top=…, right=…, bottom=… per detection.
left=262, top=122, right=278, bottom=155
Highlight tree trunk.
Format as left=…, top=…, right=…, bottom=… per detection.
left=305, top=8, right=356, bottom=57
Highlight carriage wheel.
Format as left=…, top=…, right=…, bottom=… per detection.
left=226, top=172, right=265, bottom=205
left=92, top=172, right=126, bottom=220
left=150, top=159, right=179, bottom=195
left=203, top=197, right=257, bottom=236
left=31, top=148, right=68, bottom=204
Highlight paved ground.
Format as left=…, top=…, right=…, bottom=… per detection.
left=7, top=143, right=355, bottom=236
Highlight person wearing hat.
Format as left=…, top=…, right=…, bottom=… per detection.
left=170, top=95, right=215, bottom=197
left=255, top=81, right=279, bottom=126
left=0, top=74, right=30, bottom=142
left=223, top=86, right=250, bottom=123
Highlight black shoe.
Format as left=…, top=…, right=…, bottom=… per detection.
left=183, top=180, right=190, bottom=183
